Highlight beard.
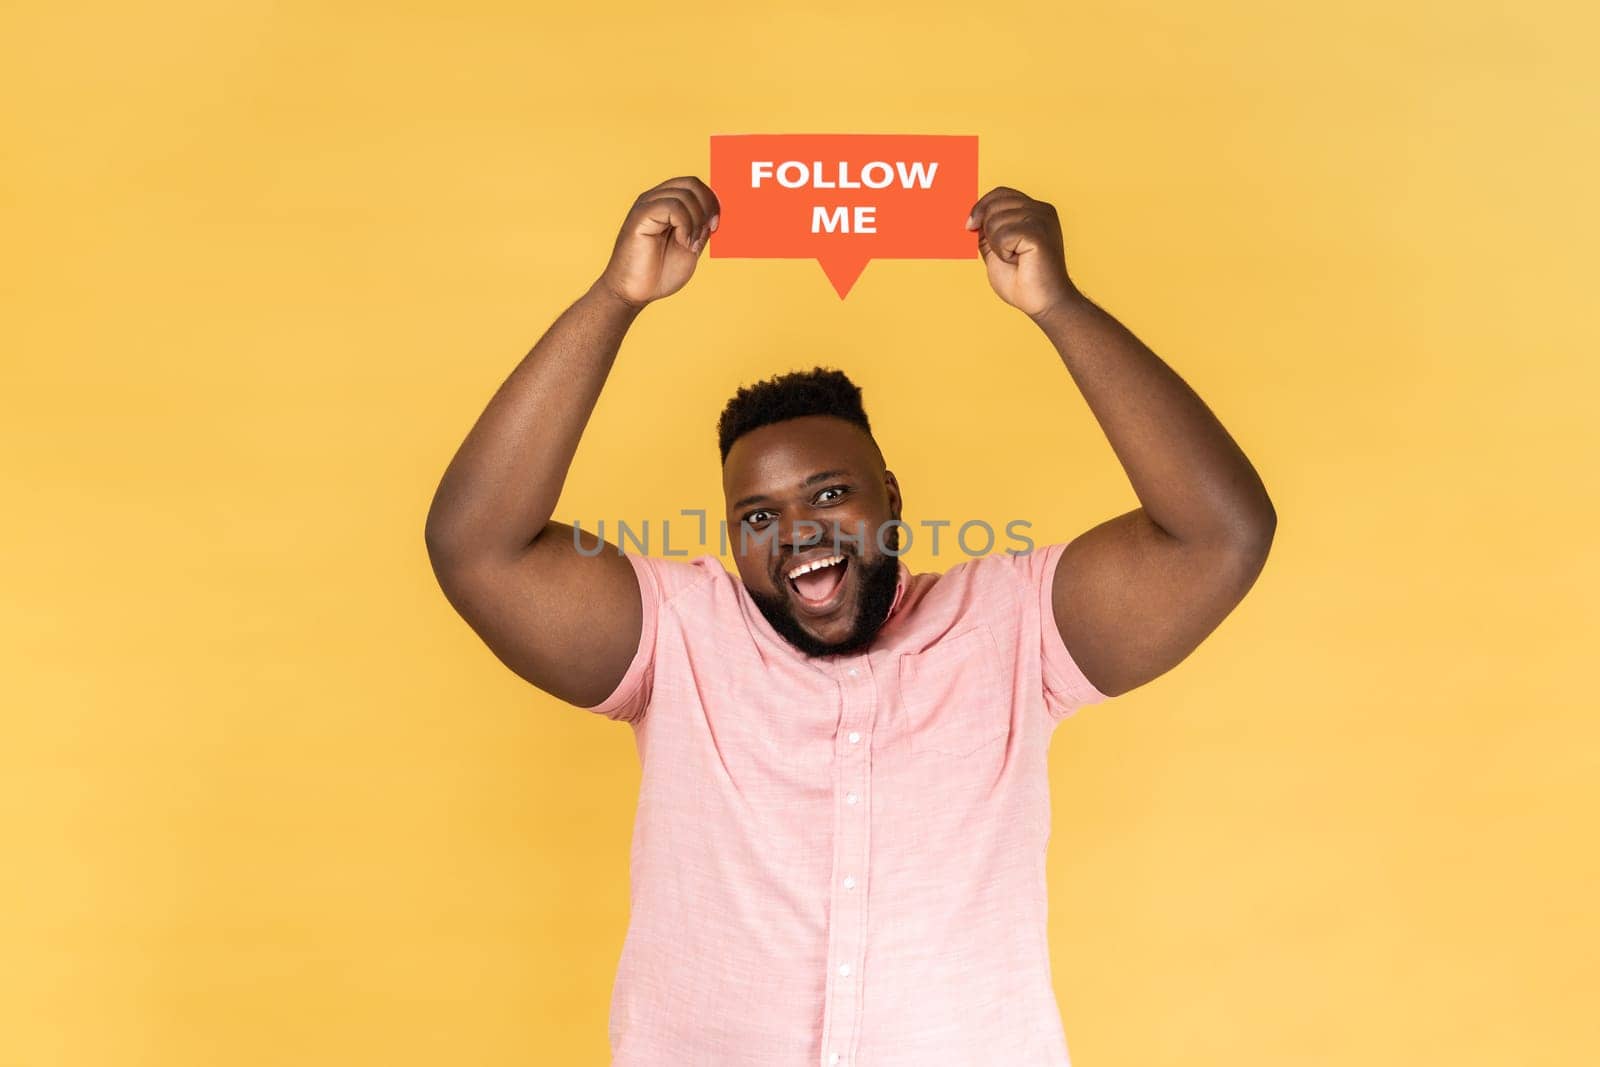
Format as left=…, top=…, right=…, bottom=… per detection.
left=747, top=547, right=902, bottom=658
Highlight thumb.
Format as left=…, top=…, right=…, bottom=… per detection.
left=634, top=196, right=699, bottom=253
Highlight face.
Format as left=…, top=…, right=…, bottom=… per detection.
left=722, top=415, right=903, bottom=657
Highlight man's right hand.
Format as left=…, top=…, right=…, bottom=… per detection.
left=598, top=175, right=722, bottom=310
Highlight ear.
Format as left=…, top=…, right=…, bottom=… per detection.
left=883, top=469, right=902, bottom=520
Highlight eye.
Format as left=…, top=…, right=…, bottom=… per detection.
left=744, top=509, right=775, bottom=526
left=815, top=485, right=849, bottom=504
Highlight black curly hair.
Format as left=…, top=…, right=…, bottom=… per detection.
left=717, top=366, right=875, bottom=463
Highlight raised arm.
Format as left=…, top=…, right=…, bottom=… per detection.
left=967, top=186, right=1277, bottom=699
left=424, top=175, right=721, bottom=707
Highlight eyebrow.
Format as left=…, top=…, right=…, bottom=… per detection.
left=733, top=470, right=851, bottom=510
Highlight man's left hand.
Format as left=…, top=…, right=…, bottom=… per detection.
left=966, top=187, right=1079, bottom=320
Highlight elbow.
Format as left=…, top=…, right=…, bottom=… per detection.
left=424, top=511, right=471, bottom=574
left=1179, top=494, right=1276, bottom=558
left=425, top=512, right=547, bottom=575
left=1232, top=497, right=1277, bottom=561
left=1193, top=487, right=1275, bottom=560
left=1246, top=491, right=1276, bottom=539
left=423, top=488, right=481, bottom=570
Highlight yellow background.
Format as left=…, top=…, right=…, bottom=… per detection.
left=4, top=1, right=1595, bottom=1064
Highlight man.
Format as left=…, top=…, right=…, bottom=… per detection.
left=424, top=175, right=1276, bottom=1066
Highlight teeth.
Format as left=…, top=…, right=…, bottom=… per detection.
left=787, top=554, right=844, bottom=580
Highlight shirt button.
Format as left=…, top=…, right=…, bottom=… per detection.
left=845, top=792, right=858, bottom=805
left=848, top=731, right=861, bottom=744
left=828, top=1055, right=840, bottom=1065
left=843, top=875, right=855, bottom=890
left=838, top=962, right=851, bottom=977
left=846, top=667, right=858, bottom=677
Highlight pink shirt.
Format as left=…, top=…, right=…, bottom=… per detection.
left=581, top=542, right=1111, bottom=1066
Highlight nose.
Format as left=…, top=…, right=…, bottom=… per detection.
left=777, top=511, right=825, bottom=555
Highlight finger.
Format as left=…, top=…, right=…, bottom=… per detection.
left=658, top=187, right=713, bottom=248
left=977, top=206, right=1045, bottom=265
left=659, top=176, right=721, bottom=234
left=977, top=228, right=1011, bottom=262
left=635, top=193, right=700, bottom=251
left=977, top=205, right=1034, bottom=235
left=985, top=221, right=1041, bottom=263
left=637, top=184, right=706, bottom=232
left=663, top=189, right=709, bottom=239
left=644, top=174, right=702, bottom=197
left=649, top=175, right=719, bottom=241
left=965, top=186, right=1030, bottom=230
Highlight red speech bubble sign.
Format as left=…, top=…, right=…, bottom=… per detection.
left=708, top=134, right=978, bottom=298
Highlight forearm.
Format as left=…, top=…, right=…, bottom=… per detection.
left=1033, top=292, right=1275, bottom=548
left=424, top=279, right=642, bottom=564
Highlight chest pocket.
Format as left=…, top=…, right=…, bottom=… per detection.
left=895, top=626, right=1010, bottom=757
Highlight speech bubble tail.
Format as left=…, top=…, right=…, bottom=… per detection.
left=818, top=255, right=870, bottom=299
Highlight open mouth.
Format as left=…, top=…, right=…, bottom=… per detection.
left=784, top=553, right=850, bottom=611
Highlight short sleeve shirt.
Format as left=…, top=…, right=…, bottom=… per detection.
left=581, top=543, right=1110, bottom=1067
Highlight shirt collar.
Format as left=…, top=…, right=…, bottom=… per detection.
left=886, top=558, right=911, bottom=621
